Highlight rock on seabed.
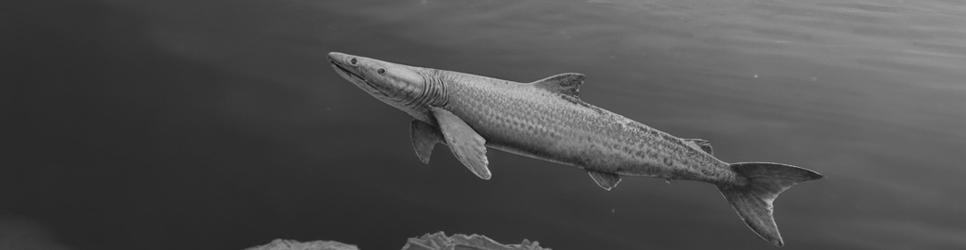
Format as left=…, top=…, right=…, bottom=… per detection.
left=246, top=232, right=550, bottom=250
left=402, top=232, right=551, bottom=250
left=245, top=239, right=359, bottom=250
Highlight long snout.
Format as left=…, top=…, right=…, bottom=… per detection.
left=328, top=52, right=353, bottom=64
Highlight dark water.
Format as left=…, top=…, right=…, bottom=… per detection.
left=4, top=0, right=966, bottom=249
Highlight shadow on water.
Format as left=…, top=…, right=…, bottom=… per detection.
left=4, top=0, right=966, bottom=249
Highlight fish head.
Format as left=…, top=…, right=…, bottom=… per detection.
left=328, top=52, right=437, bottom=121
left=328, top=52, right=428, bottom=99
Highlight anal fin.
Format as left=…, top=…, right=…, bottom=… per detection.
left=587, top=171, right=622, bottom=191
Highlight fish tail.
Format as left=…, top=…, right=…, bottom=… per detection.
left=716, top=162, right=823, bottom=247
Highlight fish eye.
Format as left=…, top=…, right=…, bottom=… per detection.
left=377, top=68, right=386, bottom=74
left=350, top=58, right=357, bottom=65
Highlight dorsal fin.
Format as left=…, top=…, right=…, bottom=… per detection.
left=684, top=138, right=714, bottom=155
left=531, top=73, right=585, bottom=97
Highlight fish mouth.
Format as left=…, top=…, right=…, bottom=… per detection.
left=330, top=59, right=363, bottom=80
left=330, top=59, right=382, bottom=91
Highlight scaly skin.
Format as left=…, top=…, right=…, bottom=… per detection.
left=436, top=71, right=743, bottom=185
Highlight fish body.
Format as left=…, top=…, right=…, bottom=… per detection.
left=437, top=70, right=737, bottom=184
left=328, top=52, right=822, bottom=247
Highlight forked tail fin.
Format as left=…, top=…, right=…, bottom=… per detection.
left=717, top=162, right=823, bottom=247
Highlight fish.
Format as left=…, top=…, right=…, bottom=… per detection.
left=328, top=51, right=822, bottom=247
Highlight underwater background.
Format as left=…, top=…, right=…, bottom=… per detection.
left=4, top=0, right=966, bottom=249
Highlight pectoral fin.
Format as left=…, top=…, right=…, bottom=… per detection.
left=431, top=107, right=491, bottom=180
left=587, top=171, right=622, bottom=191
left=411, top=120, right=444, bottom=164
